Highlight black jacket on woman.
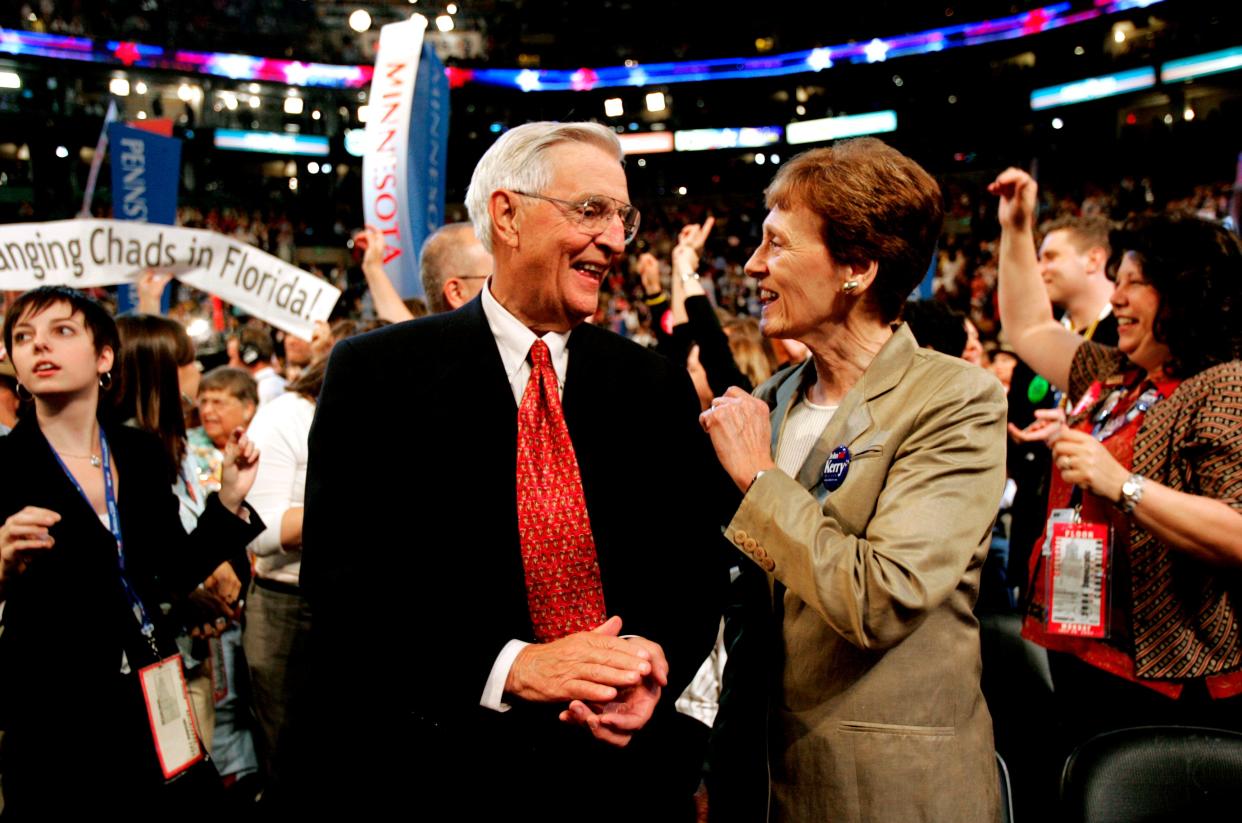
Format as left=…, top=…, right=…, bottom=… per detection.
left=651, top=293, right=753, bottom=394
left=0, top=417, right=262, bottom=816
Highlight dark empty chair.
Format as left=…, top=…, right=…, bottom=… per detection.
left=1060, top=725, right=1242, bottom=822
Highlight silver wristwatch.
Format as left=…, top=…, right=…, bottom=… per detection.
left=1116, top=474, right=1145, bottom=514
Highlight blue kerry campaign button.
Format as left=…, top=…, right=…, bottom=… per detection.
left=822, top=445, right=851, bottom=492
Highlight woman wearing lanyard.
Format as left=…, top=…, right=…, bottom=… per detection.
left=114, top=313, right=253, bottom=756
left=991, top=169, right=1242, bottom=752
left=0, top=287, right=264, bottom=816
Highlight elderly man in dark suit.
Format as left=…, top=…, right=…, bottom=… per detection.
left=299, top=121, right=724, bottom=820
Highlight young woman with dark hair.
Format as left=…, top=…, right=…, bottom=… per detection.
left=0, top=287, right=265, bottom=815
left=115, top=313, right=253, bottom=756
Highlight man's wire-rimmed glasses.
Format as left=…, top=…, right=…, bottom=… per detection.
left=513, top=191, right=641, bottom=245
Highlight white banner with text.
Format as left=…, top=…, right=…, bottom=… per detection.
left=0, top=218, right=340, bottom=337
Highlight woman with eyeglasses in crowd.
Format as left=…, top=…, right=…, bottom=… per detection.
left=991, top=167, right=1242, bottom=761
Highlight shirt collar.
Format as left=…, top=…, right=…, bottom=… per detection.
left=1060, top=302, right=1113, bottom=334
left=480, top=279, right=571, bottom=385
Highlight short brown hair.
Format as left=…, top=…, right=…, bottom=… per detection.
left=764, top=138, right=943, bottom=323
left=4, top=286, right=120, bottom=360
left=198, top=366, right=258, bottom=407
left=1040, top=215, right=1112, bottom=256
left=236, top=326, right=275, bottom=367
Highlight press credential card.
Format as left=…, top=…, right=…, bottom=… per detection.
left=139, top=655, right=204, bottom=779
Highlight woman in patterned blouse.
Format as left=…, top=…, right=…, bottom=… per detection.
left=991, top=167, right=1242, bottom=748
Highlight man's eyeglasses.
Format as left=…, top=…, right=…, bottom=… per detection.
left=513, top=191, right=641, bottom=245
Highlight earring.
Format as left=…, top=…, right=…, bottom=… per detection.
left=842, top=280, right=860, bottom=294
left=16, top=382, right=33, bottom=402
left=99, top=371, right=113, bottom=391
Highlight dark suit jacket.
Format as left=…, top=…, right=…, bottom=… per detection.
left=0, top=418, right=262, bottom=815
left=299, top=297, right=727, bottom=818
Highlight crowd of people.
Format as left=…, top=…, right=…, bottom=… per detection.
left=1, top=118, right=1241, bottom=822
left=61, top=157, right=1242, bottom=400
left=582, top=167, right=1241, bottom=400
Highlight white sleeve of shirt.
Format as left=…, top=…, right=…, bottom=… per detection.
left=480, top=639, right=529, bottom=712
left=244, top=396, right=310, bottom=557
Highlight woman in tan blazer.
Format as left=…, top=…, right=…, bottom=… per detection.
left=700, top=139, right=1004, bottom=822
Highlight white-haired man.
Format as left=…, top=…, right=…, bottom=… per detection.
left=300, top=122, right=726, bottom=819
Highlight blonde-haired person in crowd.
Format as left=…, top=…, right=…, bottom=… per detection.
left=722, top=315, right=777, bottom=390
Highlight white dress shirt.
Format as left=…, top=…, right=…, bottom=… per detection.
left=480, top=280, right=571, bottom=404
left=478, top=282, right=571, bottom=712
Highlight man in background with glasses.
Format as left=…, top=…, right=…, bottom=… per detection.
left=420, top=222, right=494, bottom=315
left=356, top=221, right=494, bottom=323
left=299, top=121, right=726, bottom=820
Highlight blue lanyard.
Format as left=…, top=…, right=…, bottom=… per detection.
left=49, top=429, right=159, bottom=657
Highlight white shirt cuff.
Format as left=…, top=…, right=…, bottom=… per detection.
left=1000, top=477, right=1018, bottom=510
left=480, top=638, right=529, bottom=712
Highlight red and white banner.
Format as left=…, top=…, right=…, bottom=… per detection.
left=362, top=16, right=428, bottom=298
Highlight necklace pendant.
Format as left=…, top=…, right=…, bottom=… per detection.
left=90, top=454, right=102, bottom=468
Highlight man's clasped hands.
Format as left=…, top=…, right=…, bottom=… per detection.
left=504, top=616, right=668, bottom=747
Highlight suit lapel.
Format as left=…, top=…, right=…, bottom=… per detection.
left=424, top=297, right=515, bottom=410
left=422, top=298, right=524, bottom=571
left=785, top=324, right=918, bottom=492
left=420, top=299, right=520, bottom=474
left=794, top=390, right=872, bottom=490
left=560, top=323, right=594, bottom=424
left=560, top=325, right=625, bottom=592
left=560, top=323, right=605, bottom=498
left=769, top=360, right=811, bottom=455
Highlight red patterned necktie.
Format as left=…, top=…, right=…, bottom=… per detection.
left=516, top=339, right=607, bottom=643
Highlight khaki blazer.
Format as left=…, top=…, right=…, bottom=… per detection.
left=725, top=324, right=1004, bottom=822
